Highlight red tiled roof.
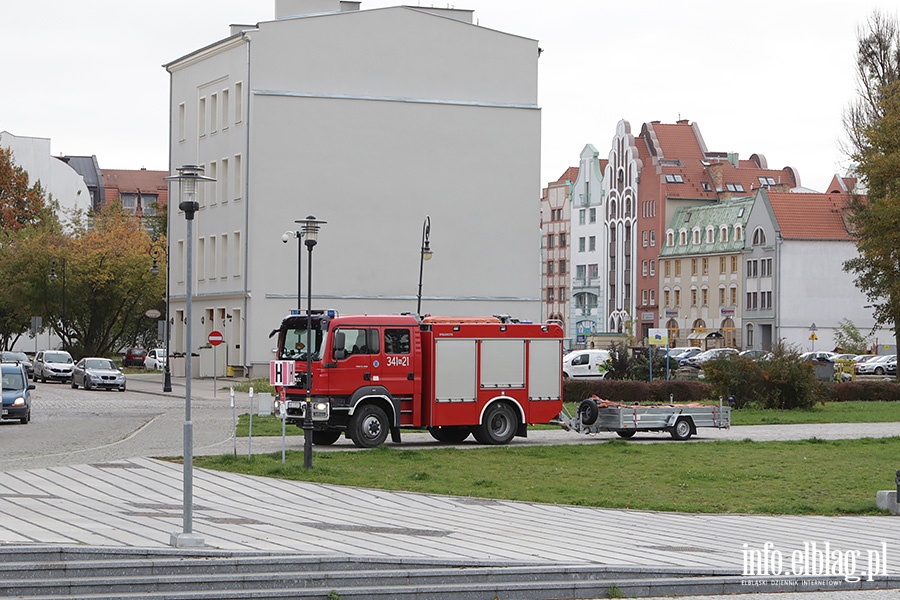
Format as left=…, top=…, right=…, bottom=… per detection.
left=766, top=191, right=853, bottom=240
left=101, top=169, right=168, bottom=193
left=557, top=166, right=579, bottom=183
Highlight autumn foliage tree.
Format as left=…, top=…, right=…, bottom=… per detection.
left=0, top=147, right=56, bottom=232
left=843, top=10, right=900, bottom=374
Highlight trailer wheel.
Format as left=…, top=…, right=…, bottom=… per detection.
left=473, top=403, right=517, bottom=445
left=577, top=399, right=599, bottom=426
left=616, top=430, right=636, bottom=439
left=348, top=404, right=390, bottom=448
left=670, top=417, right=693, bottom=441
left=428, top=426, right=471, bottom=443
left=312, top=429, right=342, bottom=446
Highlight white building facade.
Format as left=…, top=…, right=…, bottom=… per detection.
left=165, top=0, right=542, bottom=376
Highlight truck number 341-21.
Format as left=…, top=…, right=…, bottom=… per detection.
left=387, top=355, right=410, bottom=367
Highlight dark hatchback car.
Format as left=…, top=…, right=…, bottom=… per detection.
left=123, top=347, right=147, bottom=368
left=1, top=362, right=33, bottom=424
left=0, top=351, right=34, bottom=378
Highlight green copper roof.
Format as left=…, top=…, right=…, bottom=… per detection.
left=659, top=196, right=754, bottom=257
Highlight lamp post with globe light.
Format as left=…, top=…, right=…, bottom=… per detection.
left=298, top=216, right=325, bottom=470
left=416, top=216, right=433, bottom=315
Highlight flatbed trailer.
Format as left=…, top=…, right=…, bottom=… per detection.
left=559, top=396, right=730, bottom=440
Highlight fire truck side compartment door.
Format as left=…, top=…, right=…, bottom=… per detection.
left=528, top=340, right=562, bottom=400
left=480, top=339, right=525, bottom=389
left=434, top=340, right=476, bottom=402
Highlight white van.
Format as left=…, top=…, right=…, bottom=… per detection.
left=562, top=349, right=611, bottom=379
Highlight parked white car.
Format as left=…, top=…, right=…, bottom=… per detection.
left=143, top=348, right=167, bottom=370
left=562, top=349, right=611, bottom=379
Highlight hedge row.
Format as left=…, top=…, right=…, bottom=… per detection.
left=563, top=379, right=900, bottom=405
left=563, top=380, right=712, bottom=405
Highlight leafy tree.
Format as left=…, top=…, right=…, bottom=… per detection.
left=0, top=147, right=56, bottom=232
left=843, top=10, right=900, bottom=377
left=23, top=203, right=164, bottom=357
left=832, top=318, right=871, bottom=355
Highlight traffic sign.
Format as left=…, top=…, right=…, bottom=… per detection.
left=208, top=330, right=224, bottom=346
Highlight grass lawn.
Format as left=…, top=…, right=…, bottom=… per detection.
left=190, top=436, right=899, bottom=516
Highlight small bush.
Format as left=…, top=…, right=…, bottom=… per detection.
left=823, top=380, right=900, bottom=402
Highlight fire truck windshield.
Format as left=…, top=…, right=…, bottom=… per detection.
left=280, top=323, right=325, bottom=361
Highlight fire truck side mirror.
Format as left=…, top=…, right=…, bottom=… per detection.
left=333, top=331, right=346, bottom=360
left=334, top=349, right=347, bottom=361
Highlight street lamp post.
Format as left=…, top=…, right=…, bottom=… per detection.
left=149, top=242, right=172, bottom=393
left=166, top=164, right=214, bottom=548
left=416, top=216, right=433, bottom=315
left=281, top=230, right=304, bottom=309
left=298, top=216, right=325, bottom=470
left=48, top=258, right=67, bottom=351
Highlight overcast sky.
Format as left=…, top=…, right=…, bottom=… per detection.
left=2, top=0, right=892, bottom=192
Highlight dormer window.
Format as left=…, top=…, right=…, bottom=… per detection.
left=679, top=230, right=687, bottom=245
left=666, top=231, right=675, bottom=247
left=720, top=225, right=728, bottom=242
left=692, top=228, right=701, bottom=244
left=752, top=227, right=767, bottom=246
left=706, top=227, right=714, bottom=244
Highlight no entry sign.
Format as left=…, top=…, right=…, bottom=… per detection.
left=208, top=330, right=224, bottom=346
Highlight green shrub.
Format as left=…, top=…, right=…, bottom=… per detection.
left=703, top=344, right=820, bottom=409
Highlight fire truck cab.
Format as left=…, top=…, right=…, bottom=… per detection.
left=272, top=311, right=563, bottom=448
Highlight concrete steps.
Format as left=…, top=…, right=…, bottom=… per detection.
left=0, top=545, right=893, bottom=599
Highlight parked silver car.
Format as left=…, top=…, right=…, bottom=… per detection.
left=857, top=354, right=896, bottom=375
left=682, top=347, right=739, bottom=367
left=71, top=358, right=127, bottom=392
left=33, top=350, right=74, bottom=383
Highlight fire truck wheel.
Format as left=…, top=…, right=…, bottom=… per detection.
left=473, top=402, right=517, bottom=445
left=577, top=399, right=599, bottom=426
left=428, top=426, right=471, bottom=444
left=311, top=430, right=342, bottom=445
left=348, top=404, right=390, bottom=448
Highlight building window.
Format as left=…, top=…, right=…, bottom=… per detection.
left=720, top=225, right=728, bottom=242
left=221, top=88, right=230, bottom=130
left=642, top=231, right=649, bottom=247
left=667, top=231, right=675, bottom=246
left=589, top=207, right=596, bottom=223
left=178, top=102, right=186, bottom=142
left=576, top=265, right=585, bottom=281
left=220, top=233, right=228, bottom=277
left=559, top=287, right=567, bottom=301
left=650, top=260, right=656, bottom=276
left=746, top=323, right=755, bottom=347
left=706, top=228, right=714, bottom=244
left=719, top=256, right=726, bottom=273
left=674, top=289, right=681, bottom=306
left=758, top=176, right=777, bottom=186
left=675, top=260, right=682, bottom=276
left=702, top=257, right=709, bottom=275
left=735, top=225, right=743, bottom=241
left=650, top=230, right=656, bottom=246
left=234, top=81, right=243, bottom=124
left=198, top=96, right=207, bottom=137
left=547, top=260, right=554, bottom=275
left=642, top=289, right=648, bottom=305
left=761, top=290, right=772, bottom=309
left=209, top=235, right=217, bottom=279
left=579, top=209, right=586, bottom=225
left=547, top=288, right=554, bottom=302
left=691, top=258, right=698, bottom=275
left=680, top=230, right=687, bottom=245
left=664, top=260, right=671, bottom=277
left=642, top=260, right=648, bottom=276
left=701, top=287, right=708, bottom=306
left=589, top=264, right=599, bottom=279
left=725, top=183, right=745, bottom=192
left=664, top=289, right=671, bottom=306
left=198, top=237, right=206, bottom=280
left=579, top=237, right=586, bottom=252
left=649, top=289, right=655, bottom=305
left=730, top=285, right=737, bottom=305
left=560, top=232, right=567, bottom=246
left=693, top=229, right=701, bottom=245
left=559, top=259, right=567, bottom=274
left=719, top=286, right=726, bottom=305
left=234, top=154, right=243, bottom=201
left=210, top=93, right=218, bottom=134
left=691, top=287, right=698, bottom=306
left=547, top=234, right=555, bottom=249
left=589, top=236, right=596, bottom=251
left=702, top=181, right=712, bottom=192
left=666, top=174, right=684, bottom=183
left=220, top=157, right=229, bottom=204
left=233, top=231, right=242, bottom=277
left=752, top=227, right=767, bottom=246
left=761, top=257, right=772, bottom=277
left=746, top=291, right=758, bottom=310
left=747, top=259, right=758, bottom=278
left=731, top=256, right=738, bottom=273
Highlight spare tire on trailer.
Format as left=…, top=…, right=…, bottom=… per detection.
left=578, top=398, right=599, bottom=426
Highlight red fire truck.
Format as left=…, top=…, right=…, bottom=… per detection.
left=270, top=310, right=563, bottom=448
